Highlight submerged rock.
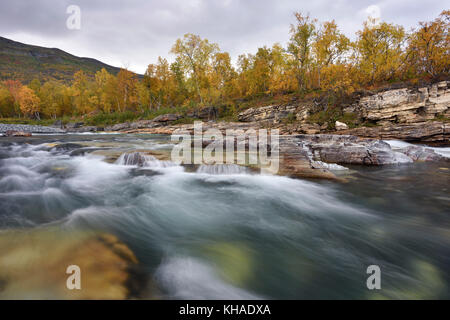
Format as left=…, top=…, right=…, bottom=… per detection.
left=202, top=242, right=255, bottom=287
left=0, top=228, right=144, bottom=299
left=51, top=143, right=84, bottom=152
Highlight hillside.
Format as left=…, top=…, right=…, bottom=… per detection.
left=0, top=36, right=122, bottom=83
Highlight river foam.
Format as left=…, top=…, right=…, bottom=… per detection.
left=0, top=136, right=449, bottom=299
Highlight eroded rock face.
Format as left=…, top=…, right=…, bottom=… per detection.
left=351, top=81, right=449, bottom=124
left=153, top=113, right=181, bottom=122
left=105, top=122, right=132, bottom=131
left=337, top=121, right=449, bottom=144
left=187, top=107, right=219, bottom=120
left=238, top=105, right=309, bottom=123
left=278, top=137, right=339, bottom=180
left=0, top=229, right=143, bottom=299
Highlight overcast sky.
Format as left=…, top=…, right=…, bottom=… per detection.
left=0, top=0, right=447, bottom=73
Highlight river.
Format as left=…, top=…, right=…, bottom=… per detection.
left=0, top=133, right=449, bottom=299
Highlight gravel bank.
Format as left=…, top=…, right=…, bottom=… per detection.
left=0, top=123, right=66, bottom=134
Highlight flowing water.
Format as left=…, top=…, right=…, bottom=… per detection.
left=0, top=134, right=449, bottom=299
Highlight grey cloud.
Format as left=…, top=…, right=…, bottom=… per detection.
left=0, top=0, right=447, bottom=73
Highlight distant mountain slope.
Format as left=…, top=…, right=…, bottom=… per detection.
left=0, top=36, right=123, bottom=83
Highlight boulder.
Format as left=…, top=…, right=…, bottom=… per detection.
left=65, top=122, right=84, bottom=129
left=278, top=137, right=339, bottom=180
left=66, top=126, right=98, bottom=132
left=52, top=120, right=63, bottom=128
left=291, top=134, right=414, bottom=165
left=0, top=228, right=143, bottom=299
left=398, top=145, right=447, bottom=162
left=153, top=113, right=181, bottom=122
left=129, top=120, right=159, bottom=130
left=189, top=106, right=219, bottom=120
left=51, top=143, right=84, bottom=152
left=335, top=121, right=348, bottom=131
left=298, top=123, right=320, bottom=134
left=105, top=122, right=131, bottom=131
left=3, top=130, right=32, bottom=137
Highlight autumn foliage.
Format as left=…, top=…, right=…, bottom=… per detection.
left=0, top=10, right=448, bottom=120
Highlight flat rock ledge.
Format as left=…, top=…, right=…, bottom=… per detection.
left=335, top=121, right=449, bottom=145
left=197, top=134, right=448, bottom=181
left=277, top=134, right=447, bottom=180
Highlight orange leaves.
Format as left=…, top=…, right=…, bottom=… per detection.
left=18, top=86, right=41, bottom=118
left=353, top=21, right=406, bottom=85
left=407, top=10, right=449, bottom=78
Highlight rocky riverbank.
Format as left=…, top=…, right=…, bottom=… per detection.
left=87, top=80, right=450, bottom=145
left=0, top=123, right=66, bottom=135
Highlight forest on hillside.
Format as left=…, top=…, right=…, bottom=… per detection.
left=0, top=10, right=448, bottom=125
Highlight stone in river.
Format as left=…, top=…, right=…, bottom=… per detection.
left=3, top=130, right=32, bottom=137
left=0, top=228, right=145, bottom=299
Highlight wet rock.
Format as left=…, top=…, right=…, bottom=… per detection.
left=0, top=229, right=144, bottom=299
left=116, top=152, right=149, bottom=166
left=51, top=143, right=84, bottom=152
left=3, top=130, right=32, bottom=137
left=278, top=138, right=339, bottom=180
left=129, top=120, right=159, bottom=130
left=398, top=145, right=447, bottom=162
left=69, top=147, right=110, bottom=157
left=294, top=134, right=413, bottom=165
left=66, top=125, right=99, bottom=133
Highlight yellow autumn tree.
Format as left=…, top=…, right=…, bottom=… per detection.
left=287, top=12, right=317, bottom=91
left=18, top=86, right=41, bottom=119
left=171, top=34, right=219, bottom=105
left=116, top=68, right=138, bottom=112
left=353, top=18, right=406, bottom=85
left=407, top=10, right=450, bottom=78
left=313, top=20, right=350, bottom=88
left=72, top=70, right=91, bottom=114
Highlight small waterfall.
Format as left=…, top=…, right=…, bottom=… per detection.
left=196, top=164, right=249, bottom=175
left=115, top=152, right=175, bottom=168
